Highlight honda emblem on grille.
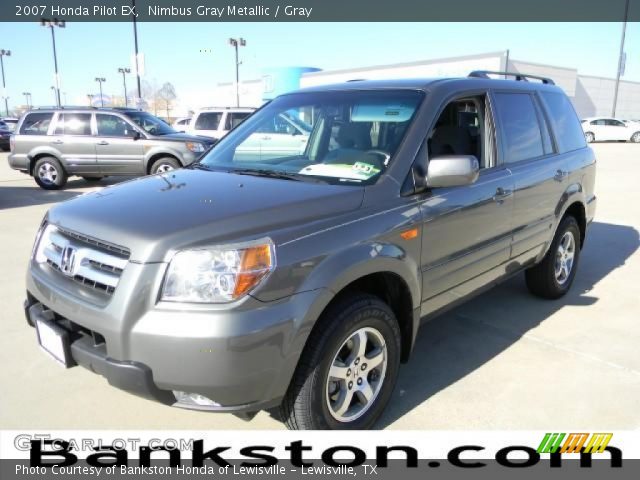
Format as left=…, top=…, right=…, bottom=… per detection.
left=60, top=246, right=77, bottom=276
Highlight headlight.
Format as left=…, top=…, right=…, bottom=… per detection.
left=185, top=142, right=205, bottom=153
left=32, top=222, right=56, bottom=263
left=161, top=241, right=274, bottom=303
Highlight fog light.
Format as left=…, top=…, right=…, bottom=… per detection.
left=173, top=391, right=221, bottom=407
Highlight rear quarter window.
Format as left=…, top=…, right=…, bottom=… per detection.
left=540, top=92, right=587, bottom=153
left=19, top=112, right=54, bottom=135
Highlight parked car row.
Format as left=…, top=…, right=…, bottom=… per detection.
left=581, top=117, right=640, bottom=143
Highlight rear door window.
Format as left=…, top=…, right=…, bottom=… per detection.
left=494, top=92, right=544, bottom=163
left=539, top=92, right=587, bottom=152
left=194, top=112, right=222, bottom=130
left=54, top=113, right=92, bottom=136
left=20, top=112, right=53, bottom=135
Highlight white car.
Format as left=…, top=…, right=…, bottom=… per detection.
left=171, top=117, right=191, bottom=132
left=581, top=117, right=640, bottom=143
left=187, top=107, right=255, bottom=140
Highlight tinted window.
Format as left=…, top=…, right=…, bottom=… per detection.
left=195, top=112, right=222, bottom=130
left=540, top=92, right=587, bottom=153
left=20, top=112, right=53, bottom=135
left=54, top=113, right=92, bottom=135
left=225, top=112, right=251, bottom=130
left=606, top=119, right=625, bottom=127
left=533, top=98, right=554, bottom=154
left=96, top=114, right=137, bottom=137
left=494, top=93, right=544, bottom=163
left=125, top=112, right=175, bottom=135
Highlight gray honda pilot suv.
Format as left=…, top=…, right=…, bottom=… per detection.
left=24, top=72, right=596, bottom=429
left=8, top=107, right=215, bottom=189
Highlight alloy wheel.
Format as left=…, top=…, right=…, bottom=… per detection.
left=325, top=327, right=388, bottom=423
left=555, top=231, right=576, bottom=285
left=37, top=162, right=58, bottom=185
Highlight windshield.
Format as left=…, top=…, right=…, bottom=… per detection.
left=125, top=111, right=177, bottom=135
left=198, top=90, right=423, bottom=185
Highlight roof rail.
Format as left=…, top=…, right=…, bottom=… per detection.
left=468, top=70, right=555, bottom=85
left=199, top=106, right=256, bottom=110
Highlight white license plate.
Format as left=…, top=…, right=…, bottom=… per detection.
left=36, top=319, right=70, bottom=367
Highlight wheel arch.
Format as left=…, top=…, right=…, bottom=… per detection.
left=146, top=152, right=181, bottom=174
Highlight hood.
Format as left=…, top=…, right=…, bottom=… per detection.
left=48, top=169, right=364, bottom=262
left=152, top=132, right=216, bottom=144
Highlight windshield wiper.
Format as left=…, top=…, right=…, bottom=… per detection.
left=190, top=163, right=212, bottom=171
left=230, top=168, right=327, bottom=183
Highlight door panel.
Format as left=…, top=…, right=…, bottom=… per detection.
left=95, top=114, right=145, bottom=174
left=509, top=156, right=566, bottom=257
left=419, top=167, right=514, bottom=303
left=52, top=113, right=97, bottom=174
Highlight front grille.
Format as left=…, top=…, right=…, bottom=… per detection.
left=40, top=225, right=129, bottom=296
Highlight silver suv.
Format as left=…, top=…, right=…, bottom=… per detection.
left=8, top=107, right=215, bottom=189
left=23, top=72, right=596, bottom=429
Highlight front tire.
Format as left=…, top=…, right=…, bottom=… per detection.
left=584, top=132, right=595, bottom=143
left=150, top=157, right=181, bottom=175
left=33, top=157, right=68, bottom=190
left=280, top=294, right=401, bottom=430
left=525, top=216, right=581, bottom=299
left=631, top=131, right=640, bottom=143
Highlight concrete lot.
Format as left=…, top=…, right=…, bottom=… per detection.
left=0, top=144, right=638, bottom=430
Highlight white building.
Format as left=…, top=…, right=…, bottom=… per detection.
left=208, top=51, right=640, bottom=119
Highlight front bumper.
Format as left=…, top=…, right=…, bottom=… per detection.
left=26, top=262, right=331, bottom=412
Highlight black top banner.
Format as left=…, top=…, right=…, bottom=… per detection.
left=2, top=0, right=639, bottom=22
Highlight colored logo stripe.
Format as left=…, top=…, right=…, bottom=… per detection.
left=537, top=433, right=613, bottom=454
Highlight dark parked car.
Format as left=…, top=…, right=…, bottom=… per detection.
left=0, top=124, right=11, bottom=151
left=24, top=72, right=596, bottom=429
left=8, top=108, right=216, bottom=189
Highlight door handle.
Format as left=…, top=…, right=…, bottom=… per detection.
left=51, top=139, right=63, bottom=145
left=493, top=187, right=513, bottom=204
left=554, top=169, right=569, bottom=182
left=96, top=141, right=109, bottom=146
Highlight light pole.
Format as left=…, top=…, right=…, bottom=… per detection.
left=612, top=0, right=630, bottom=118
left=41, top=18, right=65, bottom=108
left=228, top=37, right=246, bottom=107
left=22, top=91, right=32, bottom=109
left=0, top=49, right=11, bottom=116
left=131, top=0, right=142, bottom=105
left=95, top=77, right=106, bottom=107
left=87, top=94, right=94, bottom=106
left=118, top=67, right=131, bottom=107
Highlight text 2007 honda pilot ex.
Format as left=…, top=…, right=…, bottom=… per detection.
left=25, top=72, right=596, bottom=430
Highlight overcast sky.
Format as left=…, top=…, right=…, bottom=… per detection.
left=0, top=22, right=638, bottom=110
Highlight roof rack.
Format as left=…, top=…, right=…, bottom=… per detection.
left=468, top=70, right=555, bottom=85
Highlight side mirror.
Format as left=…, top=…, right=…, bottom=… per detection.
left=132, top=131, right=142, bottom=140
left=427, top=155, right=480, bottom=188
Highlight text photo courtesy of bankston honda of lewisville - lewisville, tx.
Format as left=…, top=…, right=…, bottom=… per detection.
left=1, top=0, right=640, bottom=479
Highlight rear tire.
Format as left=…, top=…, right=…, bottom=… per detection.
left=525, top=216, right=581, bottom=299
left=279, top=293, right=401, bottom=430
left=33, top=157, right=68, bottom=190
left=150, top=157, right=181, bottom=175
left=584, top=132, right=595, bottom=143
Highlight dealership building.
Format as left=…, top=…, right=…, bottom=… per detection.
left=210, top=51, right=640, bottom=119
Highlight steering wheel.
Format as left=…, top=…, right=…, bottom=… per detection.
left=363, top=150, right=391, bottom=168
